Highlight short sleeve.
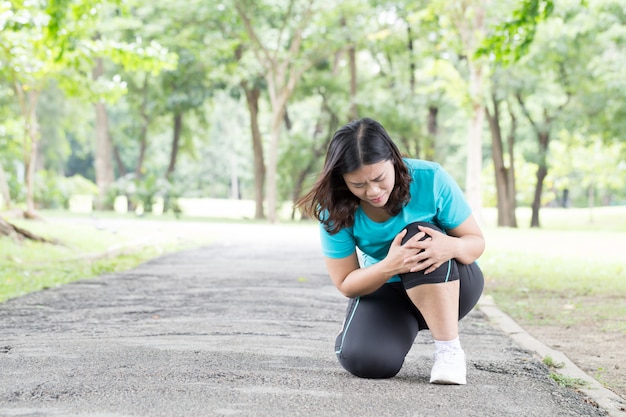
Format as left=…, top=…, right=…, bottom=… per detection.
left=319, top=223, right=356, bottom=259
left=434, top=167, right=472, bottom=230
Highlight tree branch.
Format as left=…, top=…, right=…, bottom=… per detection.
left=515, top=92, right=540, bottom=135
left=234, top=1, right=275, bottom=72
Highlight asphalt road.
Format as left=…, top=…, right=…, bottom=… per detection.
left=0, top=222, right=615, bottom=416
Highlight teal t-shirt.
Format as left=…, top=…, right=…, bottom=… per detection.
left=319, top=159, right=471, bottom=283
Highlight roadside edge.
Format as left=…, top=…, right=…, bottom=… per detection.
left=478, top=295, right=626, bottom=417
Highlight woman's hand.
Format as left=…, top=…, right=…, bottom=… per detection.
left=401, top=225, right=456, bottom=275
left=384, top=227, right=447, bottom=276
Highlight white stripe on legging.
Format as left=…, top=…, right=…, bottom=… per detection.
left=335, top=297, right=360, bottom=355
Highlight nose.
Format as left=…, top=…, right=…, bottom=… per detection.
left=366, top=183, right=380, bottom=197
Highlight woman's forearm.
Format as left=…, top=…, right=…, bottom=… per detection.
left=450, top=234, right=485, bottom=264
left=339, top=260, right=398, bottom=298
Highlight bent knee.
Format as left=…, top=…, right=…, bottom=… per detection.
left=337, top=348, right=404, bottom=379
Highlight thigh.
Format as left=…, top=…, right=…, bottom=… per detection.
left=335, top=283, right=421, bottom=378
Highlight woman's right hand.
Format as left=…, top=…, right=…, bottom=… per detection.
left=383, top=228, right=418, bottom=276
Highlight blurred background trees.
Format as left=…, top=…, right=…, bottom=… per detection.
left=1, top=0, right=624, bottom=226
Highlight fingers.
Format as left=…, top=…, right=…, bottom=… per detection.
left=409, top=258, right=440, bottom=274
left=418, top=224, right=441, bottom=238
left=393, top=228, right=407, bottom=246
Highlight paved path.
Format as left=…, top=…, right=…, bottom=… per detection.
left=0, top=223, right=619, bottom=416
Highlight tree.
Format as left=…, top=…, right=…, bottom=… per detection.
left=0, top=0, right=79, bottom=215
left=477, top=0, right=554, bottom=227
left=485, top=76, right=518, bottom=227
left=444, top=0, right=490, bottom=220
left=0, top=0, right=174, bottom=213
left=241, top=79, right=267, bottom=219
left=549, top=133, right=626, bottom=211
left=0, top=163, right=11, bottom=208
left=234, top=0, right=332, bottom=222
left=92, top=53, right=115, bottom=209
left=89, top=1, right=177, bottom=208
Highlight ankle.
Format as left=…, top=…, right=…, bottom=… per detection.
left=434, top=336, right=462, bottom=352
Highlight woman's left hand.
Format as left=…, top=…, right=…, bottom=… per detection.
left=402, top=225, right=455, bottom=275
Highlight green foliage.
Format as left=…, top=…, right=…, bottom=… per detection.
left=477, top=0, right=555, bottom=65
left=1, top=0, right=625, bottom=215
left=34, top=172, right=99, bottom=209
left=548, top=132, right=626, bottom=206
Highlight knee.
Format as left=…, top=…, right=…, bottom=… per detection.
left=337, top=347, right=404, bottom=379
left=402, top=221, right=443, bottom=243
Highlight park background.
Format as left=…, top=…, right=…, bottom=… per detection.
left=1, top=0, right=625, bottom=402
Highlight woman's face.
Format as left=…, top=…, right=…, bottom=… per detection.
left=343, top=160, right=396, bottom=209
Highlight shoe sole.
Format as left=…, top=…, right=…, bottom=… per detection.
left=430, top=378, right=467, bottom=385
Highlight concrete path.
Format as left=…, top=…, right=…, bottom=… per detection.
left=0, top=223, right=621, bottom=416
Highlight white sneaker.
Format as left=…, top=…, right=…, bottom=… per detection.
left=430, top=346, right=467, bottom=385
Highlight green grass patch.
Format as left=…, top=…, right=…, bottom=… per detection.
left=0, top=213, right=219, bottom=303
left=549, top=372, right=589, bottom=389
left=481, top=207, right=626, bottom=333
left=543, top=356, right=565, bottom=369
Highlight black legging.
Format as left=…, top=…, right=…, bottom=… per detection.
left=334, top=222, right=484, bottom=378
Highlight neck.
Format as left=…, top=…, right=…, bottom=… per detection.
left=361, top=203, right=391, bottom=223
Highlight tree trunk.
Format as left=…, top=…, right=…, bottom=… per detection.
left=348, top=43, right=357, bottom=121
left=341, top=16, right=358, bottom=121
left=291, top=95, right=339, bottom=219
left=505, top=104, right=518, bottom=227
left=0, top=161, right=11, bottom=209
left=450, top=0, right=488, bottom=222
left=166, top=112, right=182, bottom=180
left=0, top=216, right=56, bottom=243
left=135, top=129, right=147, bottom=180
left=242, top=83, right=265, bottom=220
left=24, top=90, right=40, bottom=215
left=516, top=93, right=557, bottom=229
left=267, top=105, right=287, bottom=223
left=530, top=131, right=550, bottom=228
left=113, top=144, right=127, bottom=177
left=425, top=105, right=438, bottom=161
left=465, top=62, right=485, bottom=219
left=408, top=25, right=416, bottom=94
left=486, top=91, right=517, bottom=227
left=135, top=75, right=150, bottom=181
left=587, top=184, right=595, bottom=223
left=93, top=57, right=115, bottom=210
left=531, top=163, right=547, bottom=228
left=235, top=0, right=314, bottom=223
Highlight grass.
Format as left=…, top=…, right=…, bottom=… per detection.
left=549, top=372, right=589, bottom=389
left=543, top=355, right=589, bottom=389
left=0, top=211, right=220, bottom=303
left=480, top=206, right=626, bottom=333
left=3, top=204, right=624, bottom=398
left=2, top=205, right=625, bottom=335
left=543, top=356, right=565, bottom=369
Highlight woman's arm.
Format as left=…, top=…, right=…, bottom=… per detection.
left=445, top=214, right=485, bottom=264
left=325, top=229, right=411, bottom=298
left=325, top=215, right=485, bottom=297
left=403, top=215, right=485, bottom=275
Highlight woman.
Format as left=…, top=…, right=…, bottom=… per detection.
left=296, top=117, right=485, bottom=384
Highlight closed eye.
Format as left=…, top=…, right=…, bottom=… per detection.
left=350, top=174, right=385, bottom=188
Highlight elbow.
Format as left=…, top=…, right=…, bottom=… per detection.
left=462, top=235, right=486, bottom=264
left=337, top=284, right=359, bottom=299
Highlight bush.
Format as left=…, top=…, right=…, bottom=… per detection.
left=34, top=172, right=98, bottom=209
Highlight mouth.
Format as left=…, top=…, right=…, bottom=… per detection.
left=370, top=195, right=385, bottom=204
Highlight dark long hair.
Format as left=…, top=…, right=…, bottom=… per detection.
left=296, top=118, right=412, bottom=234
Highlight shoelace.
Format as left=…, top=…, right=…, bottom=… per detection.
left=435, top=346, right=463, bottom=365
